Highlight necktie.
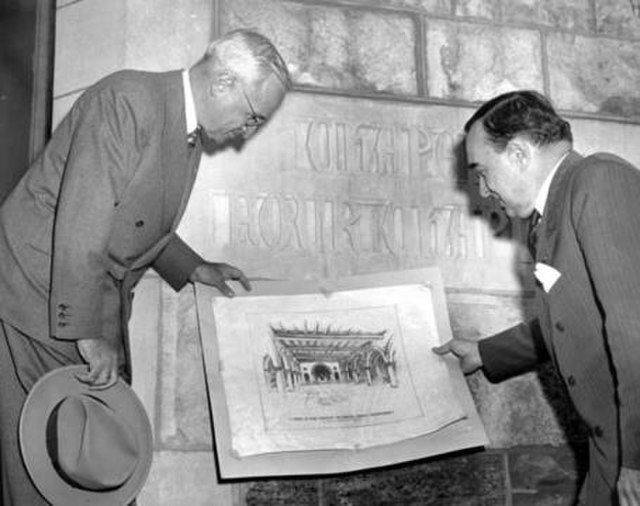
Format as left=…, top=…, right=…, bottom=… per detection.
left=527, top=210, right=541, bottom=259
left=187, top=126, right=201, bottom=146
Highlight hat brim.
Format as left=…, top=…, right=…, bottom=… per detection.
left=19, top=365, right=153, bottom=506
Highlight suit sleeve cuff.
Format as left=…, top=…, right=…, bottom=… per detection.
left=478, top=319, right=549, bottom=383
left=152, top=235, right=203, bottom=291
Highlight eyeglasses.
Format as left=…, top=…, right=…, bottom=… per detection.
left=239, top=87, right=267, bottom=137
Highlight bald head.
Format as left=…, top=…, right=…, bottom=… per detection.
left=196, top=29, right=290, bottom=92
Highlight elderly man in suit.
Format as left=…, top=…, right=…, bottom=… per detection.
left=433, top=90, right=640, bottom=505
left=0, top=29, right=289, bottom=504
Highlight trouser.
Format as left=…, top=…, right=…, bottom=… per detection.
left=0, top=319, right=82, bottom=506
left=577, top=435, right=620, bottom=506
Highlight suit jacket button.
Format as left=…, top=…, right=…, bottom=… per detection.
left=555, top=322, right=565, bottom=332
left=567, top=375, right=576, bottom=386
left=593, top=426, right=604, bottom=438
left=135, top=220, right=144, bottom=228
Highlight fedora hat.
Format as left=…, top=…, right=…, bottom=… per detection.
left=19, top=365, right=153, bottom=506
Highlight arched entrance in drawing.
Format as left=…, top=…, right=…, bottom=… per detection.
left=311, top=363, right=332, bottom=382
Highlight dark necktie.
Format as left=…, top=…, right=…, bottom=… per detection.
left=187, top=126, right=201, bottom=146
left=527, top=210, right=541, bottom=259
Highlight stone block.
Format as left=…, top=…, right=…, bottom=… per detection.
left=219, top=0, right=418, bottom=95
left=571, top=118, right=640, bottom=169
left=51, top=90, right=82, bottom=130
left=509, top=446, right=585, bottom=493
left=547, top=33, right=640, bottom=120
left=138, top=451, right=236, bottom=506
left=54, top=0, right=126, bottom=96
left=508, top=445, right=586, bottom=506
left=124, top=0, right=213, bottom=70
left=320, top=452, right=506, bottom=505
left=342, top=0, right=451, bottom=15
left=424, top=19, right=543, bottom=101
left=503, top=0, right=592, bottom=31
left=596, top=0, right=640, bottom=38
left=454, top=0, right=501, bottom=20
left=468, top=368, right=585, bottom=448
left=156, top=285, right=212, bottom=449
left=244, top=479, right=319, bottom=506
left=129, top=275, right=161, bottom=439
left=510, top=494, right=578, bottom=506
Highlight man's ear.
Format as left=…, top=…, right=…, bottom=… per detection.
left=506, top=137, right=532, bottom=170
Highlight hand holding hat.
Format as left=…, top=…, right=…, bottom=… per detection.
left=19, top=365, right=153, bottom=506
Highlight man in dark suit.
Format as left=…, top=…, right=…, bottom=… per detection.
left=0, top=29, right=289, bottom=504
left=433, top=90, right=640, bottom=505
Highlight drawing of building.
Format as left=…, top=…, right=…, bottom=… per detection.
left=262, top=323, right=397, bottom=393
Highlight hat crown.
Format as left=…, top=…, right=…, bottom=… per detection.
left=50, top=395, right=140, bottom=491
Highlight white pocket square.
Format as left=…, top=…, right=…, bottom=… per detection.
left=534, top=262, right=561, bottom=292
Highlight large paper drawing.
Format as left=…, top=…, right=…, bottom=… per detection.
left=195, top=268, right=488, bottom=477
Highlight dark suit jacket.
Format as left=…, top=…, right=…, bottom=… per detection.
left=479, top=151, right=640, bottom=502
left=0, top=69, right=203, bottom=368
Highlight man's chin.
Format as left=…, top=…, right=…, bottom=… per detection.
left=201, top=131, right=223, bottom=144
left=216, top=131, right=244, bottom=143
left=202, top=132, right=245, bottom=152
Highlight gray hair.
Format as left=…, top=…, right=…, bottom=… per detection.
left=203, top=29, right=290, bottom=89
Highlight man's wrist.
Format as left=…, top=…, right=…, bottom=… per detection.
left=188, top=263, right=206, bottom=283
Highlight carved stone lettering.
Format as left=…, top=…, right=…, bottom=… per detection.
left=179, top=95, right=526, bottom=289
left=295, top=117, right=461, bottom=180
left=206, top=192, right=492, bottom=261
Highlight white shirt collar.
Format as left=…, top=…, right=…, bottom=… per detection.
left=534, top=152, right=570, bottom=215
left=182, top=69, right=198, bottom=135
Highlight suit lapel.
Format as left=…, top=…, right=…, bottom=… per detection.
left=171, top=135, right=203, bottom=231
left=535, top=151, right=582, bottom=264
left=129, top=72, right=202, bottom=272
left=159, top=71, right=194, bottom=232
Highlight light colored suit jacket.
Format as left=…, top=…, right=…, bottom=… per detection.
left=479, top=151, right=640, bottom=503
left=0, top=69, right=203, bottom=368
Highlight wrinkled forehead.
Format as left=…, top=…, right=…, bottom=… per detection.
left=465, top=121, right=505, bottom=175
left=466, top=121, right=487, bottom=147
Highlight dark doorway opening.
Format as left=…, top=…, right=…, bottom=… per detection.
left=0, top=0, right=55, bottom=202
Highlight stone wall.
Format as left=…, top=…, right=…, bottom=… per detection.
left=52, top=0, right=640, bottom=504
left=216, top=0, right=640, bottom=120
